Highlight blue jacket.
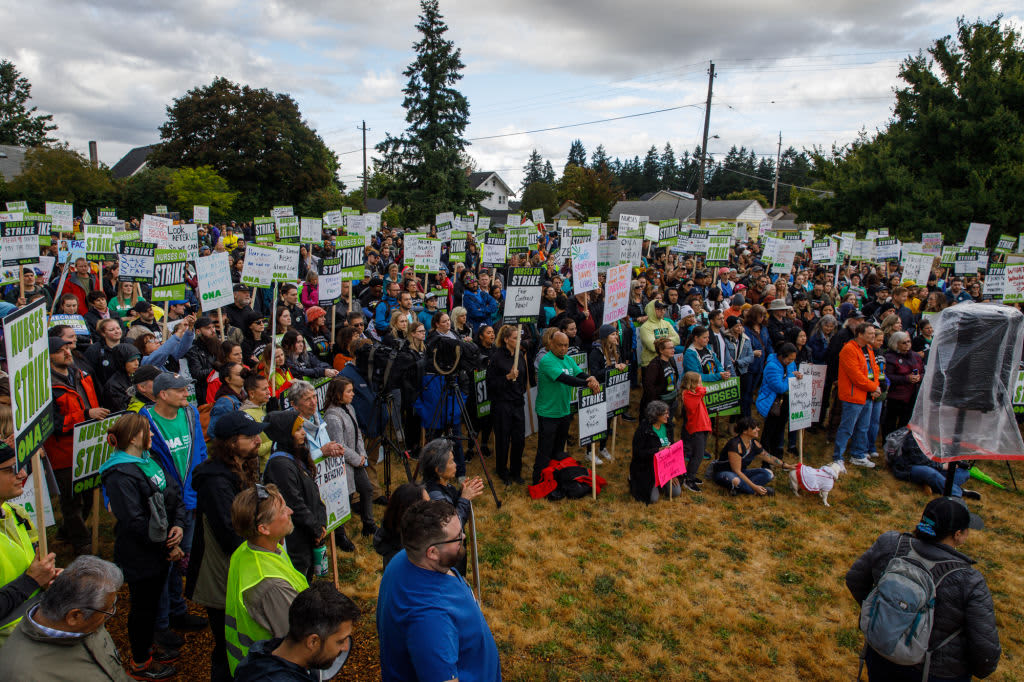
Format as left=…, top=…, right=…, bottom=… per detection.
left=808, top=332, right=831, bottom=364
left=417, top=308, right=435, bottom=331
left=756, top=354, right=796, bottom=417
left=141, top=330, right=194, bottom=367
left=415, top=374, right=465, bottom=428
left=743, top=324, right=772, bottom=376
left=207, top=394, right=241, bottom=436
left=374, top=294, right=399, bottom=333
left=141, top=404, right=208, bottom=510
left=463, top=289, right=497, bottom=330
left=339, top=362, right=381, bottom=438
left=682, top=346, right=725, bottom=384
left=726, top=332, right=754, bottom=375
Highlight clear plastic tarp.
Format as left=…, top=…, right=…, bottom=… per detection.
left=908, top=302, right=1024, bottom=461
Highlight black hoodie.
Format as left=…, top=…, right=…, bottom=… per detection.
left=101, top=343, right=141, bottom=412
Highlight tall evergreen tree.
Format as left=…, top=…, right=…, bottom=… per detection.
left=660, top=143, right=678, bottom=189
left=640, top=145, right=661, bottom=194
left=374, top=0, right=484, bottom=224
left=566, top=139, right=587, bottom=170
left=0, top=59, right=57, bottom=147
left=542, top=160, right=556, bottom=184
left=590, top=144, right=610, bottom=172
left=520, top=149, right=545, bottom=192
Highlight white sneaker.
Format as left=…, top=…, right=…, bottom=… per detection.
left=851, top=457, right=876, bottom=468
left=867, top=451, right=879, bottom=459
left=600, top=448, right=613, bottom=462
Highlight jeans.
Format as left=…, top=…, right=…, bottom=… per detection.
left=910, top=465, right=970, bottom=497
left=713, top=467, right=774, bottom=494
left=534, top=414, right=572, bottom=483
left=856, top=399, right=883, bottom=457
left=128, top=567, right=171, bottom=662
left=156, top=510, right=195, bottom=630
left=834, top=400, right=871, bottom=461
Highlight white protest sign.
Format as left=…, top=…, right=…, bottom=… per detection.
left=964, top=222, right=990, bottom=249
left=300, top=217, right=323, bottom=244
left=983, top=264, right=1005, bottom=299
left=618, top=237, right=643, bottom=267
left=318, top=258, right=342, bottom=305
left=323, top=210, right=343, bottom=227
left=11, top=472, right=55, bottom=527
left=240, top=244, right=277, bottom=287
left=193, top=205, right=210, bottom=223
left=313, top=451, right=351, bottom=532
left=140, top=214, right=173, bottom=243
left=605, top=369, right=631, bottom=417
left=195, top=252, right=234, bottom=310
left=481, top=236, right=506, bottom=268
left=503, top=267, right=544, bottom=324
left=643, top=222, right=660, bottom=243
left=5, top=201, right=28, bottom=212
left=788, top=375, right=814, bottom=431
left=413, top=238, right=442, bottom=274
left=799, top=363, right=827, bottom=422
left=531, top=208, right=545, bottom=224
left=921, top=233, right=943, bottom=255
left=167, top=223, right=199, bottom=260
left=578, top=388, right=608, bottom=446
left=435, top=211, right=455, bottom=227
left=596, top=239, right=618, bottom=273
left=902, top=253, right=934, bottom=287
left=271, top=205, right=294, bottom=218
left=45, top=201, right=74, bottom=232
left=1003, top=264, right=1024, bottom=304
left=272, top=244, right=300, bottom=282
left=5, top=300, right=53, bottom=466
left=618, top=214, right=641, bottom=233
left=603, top=263, right=631, bottom=326
left=365, top=213, right=381, bottom=232
left=571, top=240, right=599, bottom=294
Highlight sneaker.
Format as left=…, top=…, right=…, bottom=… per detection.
left=600, top=448, right=613, bottom=462
left=335, top=529, right=356, bottom=552
left=682, top=478, right=701, bottom=493
left=621, top=414, right=637, bottom=422
left=153, top=629, right=183, bottom=649
left=962, top=489, right=982, bottom=500
left=851, top=457, right=876, bottom=468
left=867, top=451, right=880, bottom=459
left=170, top=612, right=207, bottom=631
left=729, top=483, right=739, bottom=496
left=130, top=658, right=175, bottom=681
left=152, top=645, right=179, bottom=664
left=690, top=477, right=704, bottom=488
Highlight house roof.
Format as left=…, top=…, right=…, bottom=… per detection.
left=110, top=144, right=157, bottom=179
left=648, top=189, right=696, bottom=201
left=694, top=199, right=768, bottom=222
left=365, top=197, right=390, bottom=213
left=468, top=171, right=514, bottom=197
left=0, top=145, right=27, bottom=182
left=609, top=198, right=768, bottom=223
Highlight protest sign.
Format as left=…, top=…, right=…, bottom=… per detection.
left=955, top=252, right=981, bottom=276
left=705, top=235, right=730, bottom=266
left=940, top=245, right=963, bottom=266
left=474, top=370, right=491, bottom=418
left=45, top=201, right=73, bottom=232
left=572, top=241, right=599, bottom=294
left=678, top=229, right=709, bottom=254
left=276, top=216, right=300, bottom=242
left=166, top=223, right=199, bottom=260
left=503, top=267, right=543, bottom=324
left=72, top=413, right=125, bottom=494
left=59, top=238, right=86, bottom=263
left=313, top=450, right=351, bottom=532
left=414, top=238, right=442, bottom=274
left=788, top=375, right=814, bottom=431
left=449, top=231, right=468, bottom=263
left=5, top=300, right=53, bottom=466
left=241, top=243, right=277, bottom=287
left=151, top=249, right=188, bottom=301
left=5, top=200, right=27, bottom=212
left=654, top=441, right=687, bottom=488
left=772, top=239, right=801, bottom=272
left=902, top=252, right=933, bottom=287
left=254, top=217, right=276, bottom=243
left=335, top=236, right=364, bottom=280
left=49, top=314, right=89, bottom=336
left=657, top=220, right=678, bottom=248
left=318, top=258, right=342, bottom=305
left=435, top=211, right=455, bottom=228
left=643, top=221, right=660, bottom=243
left=436, top=221, right=453, bottom=242
left=35, top=256, right=55, bottom=283
left=365, top=213, right=381, bottom=233
left=155, top=205, right=168, bottom=214
left=507, top=228, right=531, bottom=255
left=618, top=237, right=643, bottom=267
left=596, top=240, right=617, bottom=273
left=964, top=222, right=990, bottom=248
left=876, top=238, right=901, bottom=261
left=140, top=214, right=172, bottom=243
left=272, top=244, right=300, bottom=283
left=983, top=263, right=1005, bottom=300
left=578, top=387, right=608, bottom=446
left=482, top=235, right=506, bottom=268
left=603, top=263, right=631, bottom=326
left=271, top=206, right=294, bottom=218
left=116, top=241, right=155, bottom=282
left=531, top=208, right=544, bottom=224
left=430, top=288, right=449, bottom=311
left=192, top=205, right=209, bottom=224
left=98, top=208, right=119, bottom=226
left=1, top=220, right=45, bottom=266
left=85, top=225, right=116, bottom=262
left=920, top=233, right=943, bottom=255
left=618, top=214, right=641, bottom=233
left=605, top=368, right=630, bottom=418
left=323, top=210, right=343, bottom=227
left=996, top=234, right=1015, bottom=255
left=195, top=252, right=233, bottom=310
left=811, top=239, right=832, bottom=263
left=704, top=377, right=741, bottom=417
left=1003, top=264, right=1024, bottom=304
left=798, top=363, right=827, bottom=422
left=477, top=216, right=491, bottom=231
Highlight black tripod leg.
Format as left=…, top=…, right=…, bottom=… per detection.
left=452, top=381, right=502, bottom=509
left=943, top=409, right=966, bottom=497
left=1007, top=460, right=1019, bottom=491
left=386, top=395, right=413, bottom=481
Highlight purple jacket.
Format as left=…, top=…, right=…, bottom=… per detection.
left=884, top=350, right=924, bottom=403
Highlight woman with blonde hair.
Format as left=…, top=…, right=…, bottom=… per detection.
left=384, top=309, right=410, bottom=346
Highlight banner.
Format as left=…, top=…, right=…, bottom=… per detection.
left=117, top=241, right=155, bottom=282
left=571, top=240, right=599, bottom=294
left=605, top=368, right=630, bottom=417
left=195, top=252, right=234, bottom=310
left=788, top=375, right=814, bottom=431
left=578, top=387, right=608, bottom=446
left=72, top=413, right=125, bottom=494
left=151, top=249, right=188, bottom=301
left=703, top=377, right=741, bottom=417
left=241, top=244, right=277, bottom=287
left=1, top=220, right=45, bottom=266
left=5, top=300, right=53, bottom=467
left=474, top=369, right=490, bottom=418
left=503, top=267, right=543, bottom=324
left=603, top=263, right=631, bottom=326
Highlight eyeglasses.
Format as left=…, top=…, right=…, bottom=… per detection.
left=78, top=596, right=118, bottom=618
left=0, top=464, right=17, bottom=475
left=429, top=531, right=466, bottom=549
left=253, top=483, right=269, bottom=529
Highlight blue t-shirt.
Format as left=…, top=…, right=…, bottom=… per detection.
left=377, top=549, right=501, bottom=682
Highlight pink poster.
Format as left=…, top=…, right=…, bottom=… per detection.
left=603, top=263, right=631, bottom=326
left=654, top=441, right=687, bottom=487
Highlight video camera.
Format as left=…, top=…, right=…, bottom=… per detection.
left=425, top=334, right=480, bottom=378
left=355, top=341, right=404, bottom=394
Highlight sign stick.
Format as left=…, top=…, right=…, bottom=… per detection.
left=91, top=489, right=101, bottom=551
left=18, top=268, right=25, bottom=303
left=591, top=443, right=597, bottom=500
left=798, top=429, right=804, bottom=465
left=512, top=324, right=522, bottom=372
left=217, top=308, right=226, bottom=342
left=611, top=417, right=618, bottom=459
left=469, top=502, right=481, bottom=603
left=162, top=301, right=170, bottom=341
left=31, top=450, right=47, bottom=556
left=329, top=532, right=339, bottom=589
left=525, top=373, right=537, bottom=434
left=268, top=282, right=279, bottom=395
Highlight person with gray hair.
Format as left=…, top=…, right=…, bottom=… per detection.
left=883, top=329, right=925, bottom=436
left=417, top=438, right=483, bottom=531
left=1, top=555, right=130, bottom=680
left=628, top=400, right=682, bottom=503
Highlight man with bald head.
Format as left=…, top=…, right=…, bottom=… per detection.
left=533, top=331, right=601, bottom=484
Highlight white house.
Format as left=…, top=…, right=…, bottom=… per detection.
left=469, top=171, right=515, bottom=211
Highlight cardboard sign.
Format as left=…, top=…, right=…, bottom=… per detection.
left=654, top=441, right=687, bottom=487
left=578, top=387, right=608, bottom=446
left=703, top=377, right=741, bottom=417
left=140, top=214, right=173, bottom=243
left=1003, top=264, right=1024, bottom=304
left=5, top=300, right=54, bottom=467
left=788, top=374, right=814, bottom=431
left=902, top=252, right=933, bottom=287
left=482, top=235, right=506, bottom=268
left=272, top=244, right=300, bottom=282
left=618, top=237, right=643, bottom=267
left=45, top=201, right=73, bottom=232
left=413, top=238, right=442, bottom=274
left=151, top=249, right=188, bottom=301
left=5, top=200, right=28, bottom=212
left=571, top=240, right=599, bottom=294
left=964, top=222, right=989, bottom=248
left=603, top=263, right=631, bottom=326
left=72, top=413, right=125, bottom=494
left=323, top=210, right=343, bottom=227
left=117, top=241, right=156, bottom=282
left=1, top=219, right=45, bottom=266
left=313, top=449, right=351, bottom=532
left=503, top=267, right=543, bottom=324
left=799, top=363, right=827, bottom=422
left=241, top=243, right=277, bottom=287
left=166, top=223, right=199, bottom=260
left=921, top=233, right=942, bottom=255
left=318, top=258, right=342, bottom=305
left=605, top=367, right=630, bottom=417
left=195, top=251, right=234, bottom=310
left=299, top=217, right=322, bottom=245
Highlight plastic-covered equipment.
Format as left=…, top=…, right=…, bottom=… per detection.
left=908, top=302, right=1024, bottom=462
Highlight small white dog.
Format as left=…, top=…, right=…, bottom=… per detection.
left=789, top=460, right=847, bottom=507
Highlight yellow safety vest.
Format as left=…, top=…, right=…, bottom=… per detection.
left=0, top=502, right=39, bottom=645
left=224, top=542, right=308, bottom=673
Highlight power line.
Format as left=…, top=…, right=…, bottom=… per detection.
left=467, top=104, right=704, bottom=141
left=715, top=165, right=823, bottom=193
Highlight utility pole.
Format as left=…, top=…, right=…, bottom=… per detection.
left=359, top=121, right=369, bottom=207
left=695, top=61, right=715, bottom=226
left=772, top=131, right=782, bottom=209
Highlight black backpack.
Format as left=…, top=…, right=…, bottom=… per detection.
left=554, top=463, right=592, bottom=499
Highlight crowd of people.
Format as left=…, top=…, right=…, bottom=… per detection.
left=0, top=212, right=1008, bottom=680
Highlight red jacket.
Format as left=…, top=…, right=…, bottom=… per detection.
left=837, top=339, right=879, bottom=405
left=44, top=369, right=99, bottom=470
left=528, top=456, right=606, bottom=499
left=682, top=386, right=712, bottom=434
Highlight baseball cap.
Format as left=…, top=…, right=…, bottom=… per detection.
left=195, top=316, right=214, bottom=330
left=653, top=300, right=668, bottom=310
left=132, top=364, right=163, bottom=385
left=153, top=372, right=192, bottom=394
left=233, top=283, right=251, bottom=293
left=0, top=443, right=14, bottom=465
left=48, top=337, right=73, bottom=354
left=169, top=299, right=188, bottom=306
left=917, top=496, right=984, bottom=538
left=425, top=292, right=437, bottom=300
left=133, top=301, right=153, bottom=313
left=212, top=411, right=269, bottom=440
left=678, top=305, right=695, bottom=317
left=368, top=277, right=384, bottom=287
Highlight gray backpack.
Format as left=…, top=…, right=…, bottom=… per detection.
left=858, top=534, right=968, bottom=680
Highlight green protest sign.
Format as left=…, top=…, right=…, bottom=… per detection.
left=704, top=377, right=741, bottom=417
left=151, top=249, right=188, bottom=301
left=507, top=228, right=531, bottom=254
left=335, top=236, right=364, bottom=281
left=449, top=231, right=468, bottom=263
left=705, top=235, right=730, bottom=266
left=430, top=288, right=449, bottom=311
left=254, top=217, right=275, bottom=243
left=72, top=413, right=125, bottom=494
left=996, top=234, right=1015, bottom=255
left=4, top=300, right=54, bottom=467
left=474, top=370, right=490, bottom=417
left=276, top=216, right=299, bottom=241
left=85, top=225, right=116, bottom=261
left=658, top=219, right=678, bottom=247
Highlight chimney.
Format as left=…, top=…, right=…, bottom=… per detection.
left=88, top=141, right=98, bottom=169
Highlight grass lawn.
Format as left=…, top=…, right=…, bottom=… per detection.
left=56, top=396, right=1024, bottom=680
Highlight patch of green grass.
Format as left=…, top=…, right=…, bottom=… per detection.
left=480, top=537, right=514, bottom=568
left=556, top=593, right=577, bottom=607
left=551, top=570, right=570, bottom=586
left=691, top=549, right=710, bottom=561
left=768, top=646, right=779, bottom=666
left=777, top=570, right=804, bottom=585
left=836, top=627, right=862, bottom=651
left=529, top=640, right=566, bottom=659
left=593, top=574, right=618, bottom=596
left=723, top=545, right=748, bottom=563
left=752, top=516, right=789, bottom=531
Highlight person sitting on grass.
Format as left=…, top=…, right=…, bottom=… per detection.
left=628, top=400, right=682, bottom=504
left=710, top=417, right=793, bottom=496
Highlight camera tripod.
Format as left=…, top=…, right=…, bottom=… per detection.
left=373, top=387, right=413, bottom=499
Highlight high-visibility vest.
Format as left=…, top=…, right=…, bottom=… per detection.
left=224, top=542, right=308, bottom=673
left=0, top=502, right=39, bottom=645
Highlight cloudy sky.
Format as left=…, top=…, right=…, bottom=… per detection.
left=4, top=0, right=1020, bottom=194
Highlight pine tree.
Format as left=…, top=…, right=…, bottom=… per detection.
left=542, top=160, right=556, bottom=184
left=640, top=145, right=661, bottom=194
left=566, top=139, right=587, bottom=170
left=660, top=143, right=678, bottom=189
left=590, top=144, right=610, bottom=172
left=374, top=0, right=484, bottom=224
left=520, top=149, right=545, bottom=192
left=0, top=60, right=57, bottom=147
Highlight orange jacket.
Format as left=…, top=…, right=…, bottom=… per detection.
left=837, top=339, right=879, bottom=405
left=45, top=369, right=100, bottom=470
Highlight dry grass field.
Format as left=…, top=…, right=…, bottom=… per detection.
left=58, top=398, right=1024, bottom=681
